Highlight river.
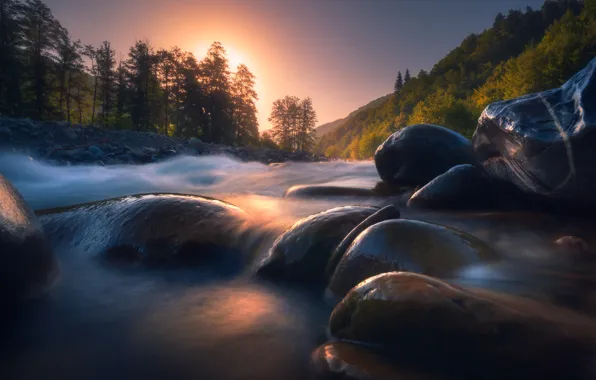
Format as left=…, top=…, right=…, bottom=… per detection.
left=1, top=154, right=595, bottom=380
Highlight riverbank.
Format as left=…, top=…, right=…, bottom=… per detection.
left=0, top=117, right=327, bottom=165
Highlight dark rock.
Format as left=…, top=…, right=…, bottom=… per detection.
left=284, top=185, right=376, bottom=199
left=407, top=164, right=494, bottom=210
left=554, top=236, right=592, bottom=260
left=39, top=194, right=251, bottom=272
left=473, top=57, right=596, bottom=206
left=88, top=144, right=104, bottom=158
left=374, top=124, right=477, bottom=187
left=0, top=174, right=58, bottom=300
left=0, top=127, right=12, bottom=140
left=329, top=272, right=596, bottom=379
left=189, top=138, right=205, bottom=153
left=327, top=219, right=498, bottom=299
left=255, top=206, right=379, bottom=287
left=326, top=205, right=401, bottom=279
left=311, top=342, right=436, bottom=380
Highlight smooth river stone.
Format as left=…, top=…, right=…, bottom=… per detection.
left=329, top=272, right=596, bottom=379
left=374, top=124, right=478, bottom=187
left=0, top=174, right=58, bottom=300
left=40, top=194, right=250, bottom=271
left=256, top=206, right=379, bottom=287
left=285, top=185, right=376, bottom=198
left=327, top=219, right=498, bottom=299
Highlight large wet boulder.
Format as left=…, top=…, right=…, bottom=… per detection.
left=374, top=124, right=477, bottom=187
left=327, top=219, right=497, bottom=298
left=284, top=185, right=376, bottom=199
left=39, top=194, right=251, bottom=272
left=256, top=206, right=379, bottom=287
left=0, top=174, right=57, bottom=299
left=311, top=342, right=436, bottom=380
left=329, top=272, right=596, bottom=379
left=473, top=57, right=596, bottom=206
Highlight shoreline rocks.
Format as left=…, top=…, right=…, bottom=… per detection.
left=0, top=117, right=327, bottom=166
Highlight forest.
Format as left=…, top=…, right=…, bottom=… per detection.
left=0, top=0, right=319, bottom=150
left=318, top=0, right=596, bottom=159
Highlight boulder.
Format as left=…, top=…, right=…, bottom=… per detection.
left=473, top=57, right=596, bottom=206
left=88, top=144, right=104, bottom=158
left=327, top=219, right=498, bottom=298
left=0, top=174, right=58, bottom=299
left=329, top=272, right=596, bottom=379
left=189, top=138, right=205, bottom=154
left=407, top=164, right=496, bottom=210
left=255, top=206, right=379, bottom=286
left=39, top=194, right=251, bottom=273
left=374, top=124, right=477, bottom=187
left=311, top=342, right=436, bottom=380
left=284, top=185, right=376, bottom=199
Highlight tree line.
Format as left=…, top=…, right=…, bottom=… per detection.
left=318, top=0, right=595, bottom=159
left=0, top=0, right=316, bottom=149
left=266, top=96, right=317, bottom=152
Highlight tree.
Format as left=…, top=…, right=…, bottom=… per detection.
left=404, top=69, right=411, bottom=83
left=96, top=40, right=116, bottom=127
left=297, top=97, right=317, bottom=151
left=260, top=130, right=278, bottom=149
left=83, top=44, right=98, bottom=124
left=125, top=40, right=153, bottom=131
left=394, top=71, right=404, bottom=93
left=0, top=0, right=23, bottom=115
left=232, top=63, right=259, bottom=144
left=269, top=95, right=317, bottom=152
left=18, top=0, right=60, bottom=119
left=114, top=59, right=128, bottom=128
left=54, top=26, right=84, bottom=124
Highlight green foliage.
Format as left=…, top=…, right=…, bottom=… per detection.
left=318, top=1, right=589, bottom=159
left=268, top=95, right=318, bottom=152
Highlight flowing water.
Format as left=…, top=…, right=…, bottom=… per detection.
left=1, top=154, right=596, bottom=380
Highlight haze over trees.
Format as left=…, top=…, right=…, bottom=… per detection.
left=0, top=0, right=272, bottom=147
left=318, top=0, right=595, bottom=159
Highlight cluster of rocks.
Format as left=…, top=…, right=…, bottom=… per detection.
left=0, top=117, right=327, bottom=165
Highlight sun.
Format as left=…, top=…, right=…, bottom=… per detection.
left=196, top=42, right=247, bottom=71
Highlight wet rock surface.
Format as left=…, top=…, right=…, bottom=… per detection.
left=256, top=206, right=379, bottom=286
left=473, top=57, right=596, bottom=206
left=39, top=194, right=251, bottom=272
left=311, top=342, right=437, bottom=380
left=0, top=117, right=327, bottom=166
left=0, top=174, right=57, bottom=300
left=329, top=271, right=596, bottom=379
left=374, top=124, right=478, bottom=187
left=284, top=185, right=376, bottom=199
left=327, top=219, right=498, bottom=298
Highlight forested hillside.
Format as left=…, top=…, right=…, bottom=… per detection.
left=317, top=0, right=596, bottom=159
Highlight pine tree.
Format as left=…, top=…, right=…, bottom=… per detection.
left=404, top=69, right=411, bottom=83
left=0, top=0, right=23, bottom=115
left=232, top=64, right=259, bottom=144
left=394, top=71, right=404, bottom=93
left=125, top=40, right=153, bottom=131
left=54, top=26, right=84, bottom=124
left=114, top=59, right=127, bottom=127
left=83, top=44, right=98, bottom=124
left=96, top=41, right=116, bottom=127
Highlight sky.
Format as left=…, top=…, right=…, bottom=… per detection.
left=44, top=0, right=545, bottom=131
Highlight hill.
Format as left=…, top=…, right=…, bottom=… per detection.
left=315, top=94, right=391, bottom=138
left=317, top=0, right=595, bottom=159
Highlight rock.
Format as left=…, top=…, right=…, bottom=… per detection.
left=473, top=57, right=596, bottom=206
left=327, top=219, right=498, bottom=299
left=0, top=174, right=58, bottom=300
left=40, top=194, right=251, bottom=272
left=554, top=236, right=592, bottom=261
left=329, top=272, right=596, bottom=379
left=189, top=138, right=205, bottom=153
left=142, top=147, right=157, bottom=155
left=374, top=124, right=477, bottom=187
left=0, top=127, right=12, bottom=140
left=407, top=164, right=495, bottom=210
left=311, top=342, right=436, bottom=380
left=326, top=205, right=401, bottom=278
left=88, top=144, right=104, bottom=158
left=59, top=127, right=79, bottom=141
left=284, top=185, right=376, bottom=198
left=255, top=206, right=379, bottom=287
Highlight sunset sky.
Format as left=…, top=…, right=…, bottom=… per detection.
left=45, top=0, right=544, bottom=131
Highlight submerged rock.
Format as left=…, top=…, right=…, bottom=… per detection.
left=311, top=342, right=436, bottom=380
left=407, top=164, right=494, bottom=210
left=374, top=124, right=477, bottom=187
left=327, top=219, right=497, bottom=298
left=284, top=185, right=376, bottom=199
left=256, top=206, right=379, bottom=286
left=554, top=236, right=592, bottom=260
left=329, top=272, right=596, bottom=379
left=473, top=57, right=596, bottom=206
left=0, top=174, right=57, bottom=299
left=40, top=194, right=250, bottom=272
